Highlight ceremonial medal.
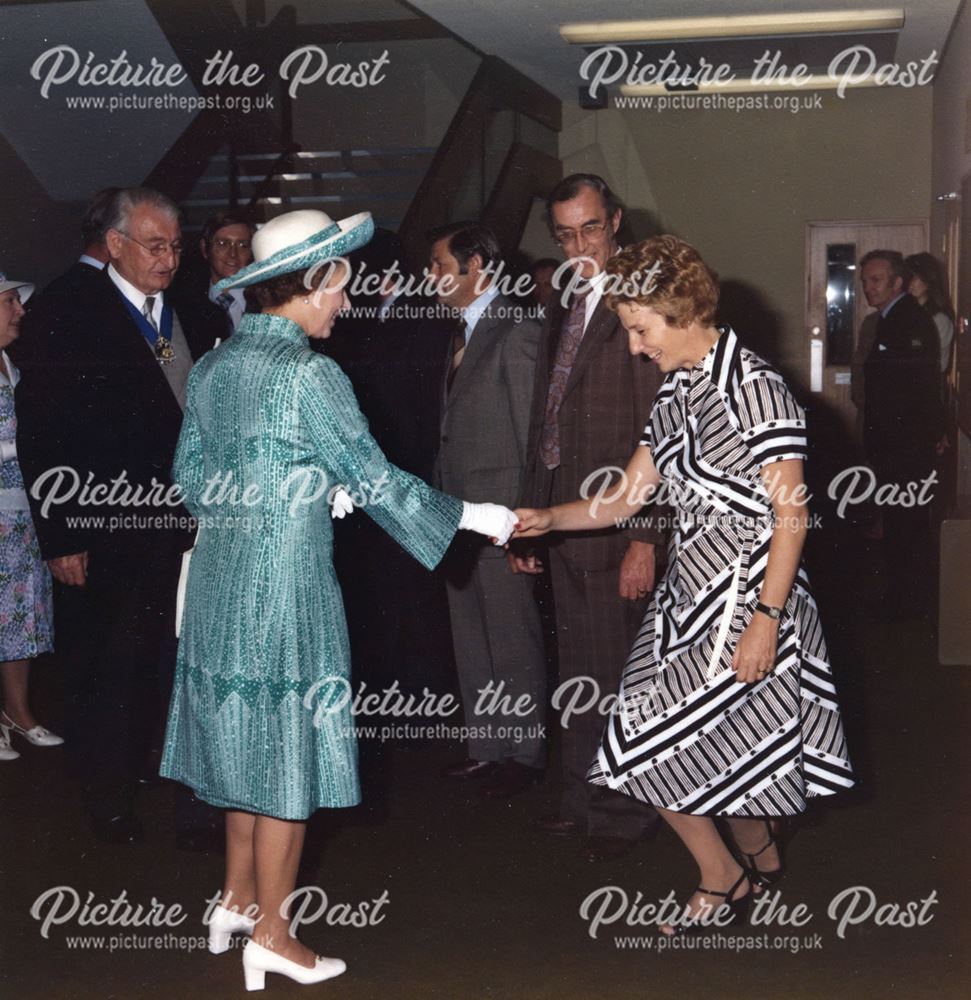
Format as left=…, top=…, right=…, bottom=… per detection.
left=155, top=336, right=176, bottom=365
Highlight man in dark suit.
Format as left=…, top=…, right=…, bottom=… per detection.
left=34, top=187, right=117, bottom=302
left=16, top=187, right=227, bottom=845
left=326, top=230, right=456, bottom=818
left=431, top=222, right=546, bottom=798
left=515, top=174, right=666, bottom=861
left=859, top=249, right=943, bottom=616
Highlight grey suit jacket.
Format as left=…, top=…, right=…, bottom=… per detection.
left=434, top=294, right=540, bottom=508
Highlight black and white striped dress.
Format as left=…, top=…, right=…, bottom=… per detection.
left=588, top=327, right=853, bottom=816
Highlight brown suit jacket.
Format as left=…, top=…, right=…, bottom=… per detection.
left=519, top=290, right=666, bottom=572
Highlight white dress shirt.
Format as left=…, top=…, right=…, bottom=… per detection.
left=209, top=283, right=245, bottom=331
left=107, top=264, right=163, bottom=328
left=460, top=284, right=501, bottom=343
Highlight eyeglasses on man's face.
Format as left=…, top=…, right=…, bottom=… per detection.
left=117, top=231, right=184, bottom=257
left=553, top=220, right=610, bottom=247
left=211, top=238, right=252, bottom=254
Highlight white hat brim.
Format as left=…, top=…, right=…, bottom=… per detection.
left=214, top=212, right=374, bottom=292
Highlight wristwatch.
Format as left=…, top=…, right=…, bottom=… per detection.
left=755, top=601, right=782, bottom=620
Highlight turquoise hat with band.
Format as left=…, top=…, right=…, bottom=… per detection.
left=214, top=209, right=374, bottom=292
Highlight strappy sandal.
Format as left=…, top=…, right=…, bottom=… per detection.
left=661, top=869, right=751, bottom=937
left=737, top=819, right=785, bottom=890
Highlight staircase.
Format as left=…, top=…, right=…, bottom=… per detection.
left=179, top=146, right=437, bottom=233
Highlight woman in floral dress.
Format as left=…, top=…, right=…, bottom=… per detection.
left=0, top=274, right=60, bottom=761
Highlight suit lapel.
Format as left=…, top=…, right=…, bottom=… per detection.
left=560, top=297, right=618, bottom=404
left=442, top=298, right=508, bottom=415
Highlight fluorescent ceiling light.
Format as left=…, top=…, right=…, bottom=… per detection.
left=560, top=9, right=904, bottom=44
left=620, top=74, right=881, bottom=96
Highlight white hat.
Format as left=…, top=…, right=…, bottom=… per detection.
left=213, top=209, right=374, bottom=292
left=0, top=273, right=34, bottom=303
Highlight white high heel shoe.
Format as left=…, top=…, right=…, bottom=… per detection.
left=0, top=730, right=20, bottom=761
left=242, top=939, right=346, bottom=992
left=208, top=903, right=257, bottom=954
left=0, top=712, right=64, bottom=747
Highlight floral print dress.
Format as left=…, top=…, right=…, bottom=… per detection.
left=0, top=351, right=53, bottom=661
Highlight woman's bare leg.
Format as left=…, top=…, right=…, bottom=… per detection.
left=658, top=807, right=749, bottom=934
left=725, top=817, right=782, bottom=881
left=252, top=815, right=315, bottom=967
left=1, top=659, right=38, bottom=730
left=222, top=810, right=257, bottom=915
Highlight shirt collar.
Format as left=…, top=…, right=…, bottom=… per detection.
left=0, top=349, right=19, bottom=387
left=79, top=253, right=106, bottom=270
left=107, top=263, right=164, bottom=318
left=461, top=283, right=501, bottom=338
left=695, top=323, right=733, bottom=382
left=208, top=283, right=242, bottom=303
left=881, top=292, right=906, bottom=318
left=379, top=288, right=403, bottom=321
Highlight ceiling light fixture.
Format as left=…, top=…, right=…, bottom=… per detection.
left=560, top=9, right=904, bottom=45
left=620, top=74, right=881, bottom=97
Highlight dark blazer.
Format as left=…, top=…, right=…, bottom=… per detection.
left=330, top=292, right=453, bottom=482
left=435, top=294, right=540, bottom=507
left=519, top=290, right=666, bottom=570
left=862, top=293, right=943, bottom=477
left=15, top=269, right=224, bottom=559
left=41, top=260, right=105, bottom=299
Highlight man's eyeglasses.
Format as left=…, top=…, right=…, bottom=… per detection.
left=117, top=232, right=184, bottom=257
left=553, top=220, right=610, bottom=247
left=211, top=238, right=252, bottom=253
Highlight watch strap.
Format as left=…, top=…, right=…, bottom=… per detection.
left=755, top=601, right=782, bottom=620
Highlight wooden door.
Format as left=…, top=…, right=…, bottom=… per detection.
left=805, top=220, right=928, bottom=441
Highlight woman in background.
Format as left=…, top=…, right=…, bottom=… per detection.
left=0, top=274, right=60, bottom=761
left=906, top=251, right=955, bottom=377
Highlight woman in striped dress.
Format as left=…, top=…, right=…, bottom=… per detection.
left=514, top=236, right=853, bottom=935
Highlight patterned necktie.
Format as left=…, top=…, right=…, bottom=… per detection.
left=446, top=320, right=467, bottom=395
left=216, top=291, right=234, bottom=313
left=539, top=291, right=588, bottom=470
left=142, top=296, right=159, bottom=332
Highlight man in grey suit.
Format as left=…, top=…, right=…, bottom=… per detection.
left=430, top=222, right=546, bottom=799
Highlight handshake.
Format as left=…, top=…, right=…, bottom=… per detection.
left=457, top=503, right=554, bottom=545
left=329, top=490, right=552, bottom=547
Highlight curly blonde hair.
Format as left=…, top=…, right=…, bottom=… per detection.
left=604, top=236, right=718, bottom=328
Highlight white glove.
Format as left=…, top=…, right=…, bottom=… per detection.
left=330, top=487, right=355, bottom=520
left=0, top=439, right=16, bottom=463
left=459, top=501, right=518, bottom=546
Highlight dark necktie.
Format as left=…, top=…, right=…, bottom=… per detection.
left=540, top=292, right=589, bottom=469
left=446, top=320, right=467, bottom=395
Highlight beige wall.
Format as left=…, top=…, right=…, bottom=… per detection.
left=931, top=0, right=971, bottom=255
left=553, top=87, right=933, bottom=380
left=930, top=0, right=971, bottom=497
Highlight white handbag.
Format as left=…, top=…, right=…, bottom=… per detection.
left=175, top=535, right=197, bottom=638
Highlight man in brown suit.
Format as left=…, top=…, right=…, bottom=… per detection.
left=514, top=174, right=666, bottom=861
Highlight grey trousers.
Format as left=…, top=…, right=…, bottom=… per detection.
left=445, top=541, right=546, bottom=768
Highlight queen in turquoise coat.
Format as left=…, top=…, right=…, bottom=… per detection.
left=159, top=308, right=463, bottom=818
left=159, top=210, right=516, bottom=987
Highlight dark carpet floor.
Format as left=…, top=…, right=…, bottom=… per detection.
left=2, top=539, right=969, bottom=999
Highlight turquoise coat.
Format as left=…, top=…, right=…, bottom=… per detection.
left=160, top=313, right=462, bottom=819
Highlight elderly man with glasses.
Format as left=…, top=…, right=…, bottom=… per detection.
left=16, top=186, right=226, bottom=847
